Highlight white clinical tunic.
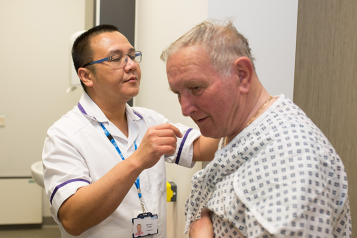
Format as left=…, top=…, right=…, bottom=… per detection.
left=42, top=92, right=200, bottom=238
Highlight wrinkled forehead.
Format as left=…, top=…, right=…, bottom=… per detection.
left=167, top=45, right=208, bottom=69
left=167, top=46, right=214, bottom=76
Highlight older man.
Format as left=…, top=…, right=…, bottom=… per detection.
left=161, top=20, right=351, bottom=238
left=42, top=24, right=218, bottom=238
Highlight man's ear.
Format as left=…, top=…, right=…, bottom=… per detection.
left=233, top=57, right=254, bottom=94
left=78, top=67, right=94, bottom=88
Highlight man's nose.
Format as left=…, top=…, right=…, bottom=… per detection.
left=124, top=56, right=137, bottom=71
left=180, top=95, right=196, bottom=117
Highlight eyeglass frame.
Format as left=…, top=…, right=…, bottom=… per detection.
left=81, top=51, right=142, bottom=68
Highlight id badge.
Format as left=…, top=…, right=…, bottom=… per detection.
left=132, top=212, right=158, bottom=237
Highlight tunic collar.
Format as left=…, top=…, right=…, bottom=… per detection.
left=77, top=92, right=143, bottom=142
left=78, top=92, right=143, bottom=122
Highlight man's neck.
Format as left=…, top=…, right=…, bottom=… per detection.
left=89, top=92, right=129, bottom=138
left=101, top=105, right=129, bottom=138
left=226, top=88, right=273, bottom=144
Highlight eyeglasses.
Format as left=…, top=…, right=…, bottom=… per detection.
left=82, top=51, right=142, bottom=68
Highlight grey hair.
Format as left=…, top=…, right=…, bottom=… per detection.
left=160, top=19, right=255, bottom=78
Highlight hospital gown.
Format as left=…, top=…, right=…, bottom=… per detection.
left=185, top=95, right=351, bottom=238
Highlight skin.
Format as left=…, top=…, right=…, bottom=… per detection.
left=166, top=45, right=275, bottom=237
left=189, top=209, right=245, bottom=238
left=189, top=208, right=214, bottom=238
left=137, top=224, right=142, bottom=234
left=167, top=45, right=275, bottom=144
left=58, top=32, right=218, bottom=236
left=79, top=31, right=141, bottom=135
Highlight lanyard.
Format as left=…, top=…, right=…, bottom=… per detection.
left=99, top=122, right=147, bottom=212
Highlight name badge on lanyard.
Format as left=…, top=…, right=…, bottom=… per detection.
left=78, top=102, right=160, bottom=236
left=132, top=212, right=159, bottom=237
left=99, top=123, right=159, bottom=237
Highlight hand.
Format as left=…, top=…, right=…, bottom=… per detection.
left=189, top=208, right=214, bottom=238
left=133, top=123, right=183, bottom=169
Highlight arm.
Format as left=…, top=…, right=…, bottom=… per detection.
left=190, top=209, right=246, bottom=238
left=189, top=208, right=214, bottom=238
left=58, top=123, right=182, bottom=236
left=146, top=109, right=219, bottom=163
left=192, top=136, right=220, bottom=161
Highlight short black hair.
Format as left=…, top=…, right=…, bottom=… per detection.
left=72, top=24, right=119, bottom=92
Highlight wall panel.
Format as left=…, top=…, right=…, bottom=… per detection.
left=294, top=0, right=357, bottom=235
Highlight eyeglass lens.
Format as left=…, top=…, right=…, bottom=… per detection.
left=112, top=52, right=142, bottom=68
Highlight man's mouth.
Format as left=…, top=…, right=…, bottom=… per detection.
left=195, top=117, right=208, bottom=124
left=124, top=76, right=137, bottom=82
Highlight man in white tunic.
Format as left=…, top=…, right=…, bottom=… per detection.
left=42, top=24, right=218, bottom=238
left=161, top=19, right=351, bottom=238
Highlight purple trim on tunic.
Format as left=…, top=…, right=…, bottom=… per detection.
left=175, top=128, right=193, bottom=164
left=50, top=179, right=90, bottom=204
left=133, top=111, right=143, bottom=119
left=77, top=102, right=87, bottom=115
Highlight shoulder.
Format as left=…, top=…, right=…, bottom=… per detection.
left=131, top=106, right=169, bottom=125
left=46, top=106, right=91, bottom=139
left=131, top=106, right=163, bottom=117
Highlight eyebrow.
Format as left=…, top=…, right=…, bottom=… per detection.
left=182, top=80, right=203, bottom=89
left=168, top=80, right=201, bottom=94
left=109, top=48, right=135, bottom=56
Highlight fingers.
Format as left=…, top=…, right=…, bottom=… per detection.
left=153, top=123, right=183, bottom=138
left=133, top=124, right=183, bottom=169
left=155, top=144, right=176, bottom=155
left=146, top=127, right=178, bottom=147
left=154, top=129, right=179, bottom=140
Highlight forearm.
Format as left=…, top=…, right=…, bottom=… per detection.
left=58, top=156, right=142, bottom=236
left=192, top=136, right=220, bottom=161
left=189, top=208, right=214, bottom=238
left=57, top=123, right=181, bottom=236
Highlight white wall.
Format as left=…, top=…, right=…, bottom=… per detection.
left=208, top=0, right=298, bottom=99
left=0, top=0, right=86, bottom=219
left=135, top=1, right=208, bottom=237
